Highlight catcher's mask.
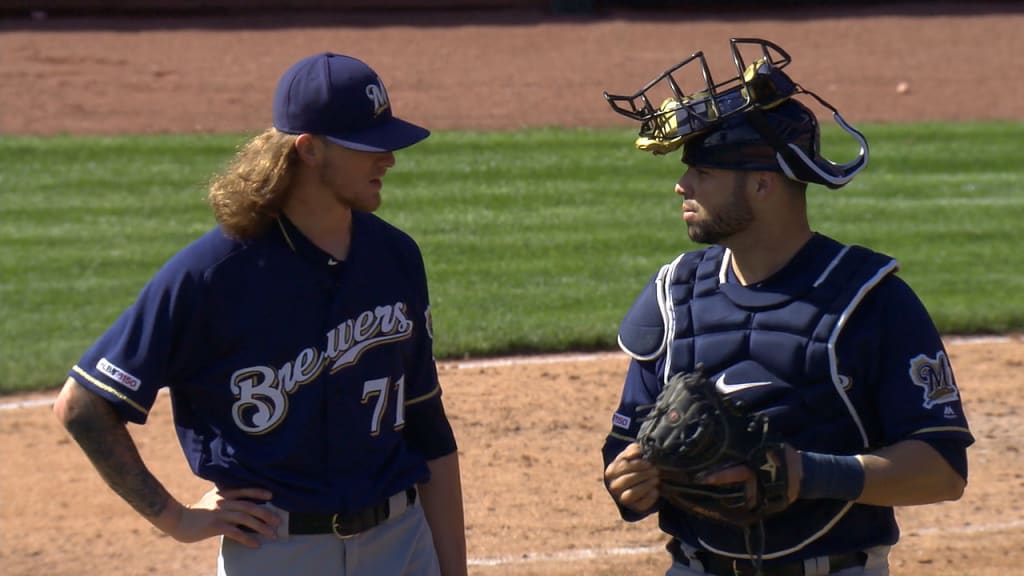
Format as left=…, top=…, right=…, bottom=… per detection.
left=603, top=38, right=868, bottom=189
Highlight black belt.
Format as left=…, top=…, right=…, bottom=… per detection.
left=668, top=539, right=867, bottom=576
left=289, top=488, right=416, bottom=538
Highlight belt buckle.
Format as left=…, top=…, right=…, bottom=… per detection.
left=330, top=513, right=358, bottom=539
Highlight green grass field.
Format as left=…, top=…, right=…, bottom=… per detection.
left=1, top=123, right=1021, bottom=393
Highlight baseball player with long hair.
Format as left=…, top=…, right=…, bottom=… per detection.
left=600, top=38, right=974, bottom=575
left=54, top=52, right=467, bottom=576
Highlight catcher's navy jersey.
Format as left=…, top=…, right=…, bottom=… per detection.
left=603, top=234, right=974, bottom=561
left=70, top=212, right=456, bottom=514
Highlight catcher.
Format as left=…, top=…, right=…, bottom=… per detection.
left=601, top=38, right=974, bottom=576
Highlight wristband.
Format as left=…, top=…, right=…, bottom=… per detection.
left=798, top=451, right=865, bottom=501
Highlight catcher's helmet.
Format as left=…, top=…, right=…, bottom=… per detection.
left=682, top=100, right=817, bottom=172
left=603, top=38, right=868, bottom=189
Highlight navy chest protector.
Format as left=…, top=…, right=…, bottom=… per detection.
left=618, top=241, right=897, bottom=557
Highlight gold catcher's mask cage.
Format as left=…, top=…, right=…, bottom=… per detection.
left=603, top=38, right=869, bottom=189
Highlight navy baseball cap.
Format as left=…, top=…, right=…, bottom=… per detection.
left=272, top=52, right=429, bottom=152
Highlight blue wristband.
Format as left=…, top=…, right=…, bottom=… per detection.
left=798, top=452, right=865, bottom=501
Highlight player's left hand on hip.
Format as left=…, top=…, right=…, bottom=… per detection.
left=178, top=486, right=281, bottom=548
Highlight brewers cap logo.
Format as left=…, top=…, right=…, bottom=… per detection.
left=366, top=80, right=390, bottom=117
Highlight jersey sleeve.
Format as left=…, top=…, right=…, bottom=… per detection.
left=840, top=274, right=975, bottom=476
left=401, top=243, right=457, bottom=460
left=601, top=356, right=663, bottom=521
left=68, top=258, right=204, bottom=424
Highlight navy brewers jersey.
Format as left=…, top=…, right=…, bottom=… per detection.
left=603, top=233, right=974, bottom=561
left=70, top=212, right=456, bottom=514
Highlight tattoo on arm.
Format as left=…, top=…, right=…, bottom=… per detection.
left=63, top=393, right=172, bottom=519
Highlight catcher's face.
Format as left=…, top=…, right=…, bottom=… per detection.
left=675, top=165, right=754, bottom=245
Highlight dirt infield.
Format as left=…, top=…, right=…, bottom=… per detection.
left=2, top=4, right=1023, bottom=575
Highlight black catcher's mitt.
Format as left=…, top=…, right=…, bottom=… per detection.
left=636, top=365, right=791, bottom=526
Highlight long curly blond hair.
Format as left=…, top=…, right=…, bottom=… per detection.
left=208, top=128, right=299, bottom=239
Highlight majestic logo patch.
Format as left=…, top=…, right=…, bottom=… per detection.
left=96, top=358, right=141, bottom=391
left=365, top=81, right=390, bottom=116
left=908, top=350, right=959, bottom=409
left=612, top=412, right=631, bottom=429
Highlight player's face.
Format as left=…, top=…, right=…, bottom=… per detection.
left=318, top=141, right=396, bottom=212
left=675, top=165, right=754, bottom=245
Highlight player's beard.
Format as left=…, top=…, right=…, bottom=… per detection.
left=319, top=162, right=382, bottom=213
left=686, top=174, right=754, bottom=245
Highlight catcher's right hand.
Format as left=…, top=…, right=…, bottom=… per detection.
left=605, top=443, right=660, bottom=513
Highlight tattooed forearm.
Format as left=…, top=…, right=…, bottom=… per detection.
left=60, top=387, right=172, bottom=519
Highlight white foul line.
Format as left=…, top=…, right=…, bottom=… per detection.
left=444, top=350, right=625, bottom=370
left=0, top=352, right=628, bottom=412
left=0, top=396, right=55, bottom=410
left=469, top=545, right=662, bottom=566
left=466, top=518, right=1024, bottom=567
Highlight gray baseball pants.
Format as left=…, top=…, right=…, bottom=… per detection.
left=217, top=496, right=439, bottom=575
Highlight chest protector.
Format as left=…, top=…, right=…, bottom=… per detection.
left=619, top=239, right=898, bottom=558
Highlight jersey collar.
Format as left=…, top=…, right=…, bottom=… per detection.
left=719, top=233, right=841, bottom=309
left=275, top=214, right=351, bottom=269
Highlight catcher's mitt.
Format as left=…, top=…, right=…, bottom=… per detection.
left=637, top=365, right=791, bottom=526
